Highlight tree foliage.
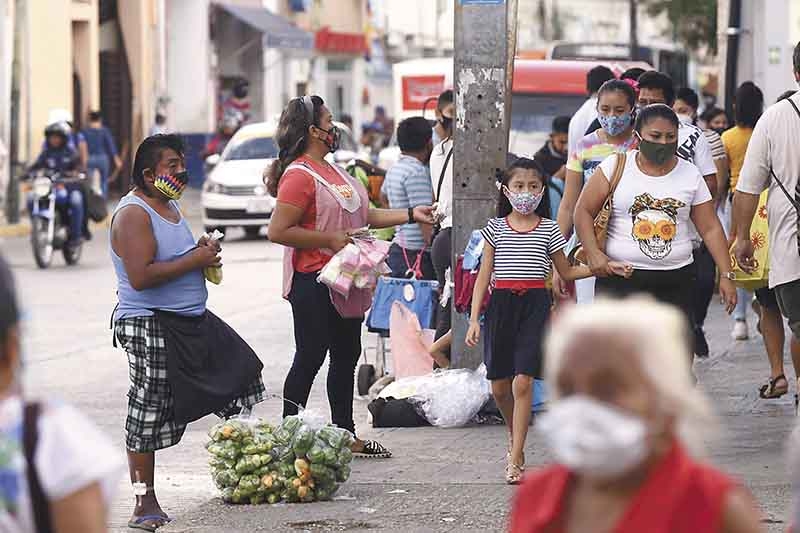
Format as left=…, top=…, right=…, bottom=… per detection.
left=642, top=0, right=718, bottom=56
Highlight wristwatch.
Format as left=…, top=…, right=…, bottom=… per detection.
left=722, top=272, right=736, bottom=281
left=407, top=207, right=415, bottom=224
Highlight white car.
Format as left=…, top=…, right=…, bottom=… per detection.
left=202, top=121, right=366, bottom=238
left=202, top=123, right=278, bottom=238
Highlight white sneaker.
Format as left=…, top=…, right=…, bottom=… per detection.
left=732, top=320, right=749, bottom=341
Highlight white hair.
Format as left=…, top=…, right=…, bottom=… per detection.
left=544, top=296, right=715, bottom=456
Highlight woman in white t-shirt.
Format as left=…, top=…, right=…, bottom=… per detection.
left=574, top=104, right=737, bottom=325
left=0, top=254, right=124, bottom=533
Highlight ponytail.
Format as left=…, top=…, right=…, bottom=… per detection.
left=265, top=95, right=324, bottom=197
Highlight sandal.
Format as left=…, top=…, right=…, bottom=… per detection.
left=505, top=462, right=524, bottom=485
left=354, top=440, right=392, bottom=458
left=759, top=374, right=789, bottom=399
left=128, top=515, right=172, bottom=532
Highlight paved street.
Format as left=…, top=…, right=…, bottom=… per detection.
left=0, top=191, right=796, bottom=532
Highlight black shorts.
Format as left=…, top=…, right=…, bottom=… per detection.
left=755, top=287, right=779, bottom=311
left=483, top=288, right=551, bottom=380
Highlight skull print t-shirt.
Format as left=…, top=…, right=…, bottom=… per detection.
left=599, top=151, right=712, bottom=271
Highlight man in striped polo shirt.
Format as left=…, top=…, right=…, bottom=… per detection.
left=382, top=117, right=436, bottom=280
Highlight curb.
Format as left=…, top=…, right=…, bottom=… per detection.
left=0, top=217, right=111, bottom=239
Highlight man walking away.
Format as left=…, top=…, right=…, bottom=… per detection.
left=383, top=117, right=436, bottom=280
left=111, top=134, right=266, bottom=531
left=83, top=110, right=123, bottom=198
left=734, top=41, right=800, bottom=400
left=567, top=65, right=615, bottom=159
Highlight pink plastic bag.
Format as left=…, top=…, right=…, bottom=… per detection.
left=390, top=301, right=435, bottom=379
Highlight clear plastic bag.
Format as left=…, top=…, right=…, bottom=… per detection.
left=378, top=365, right=491, bottom=428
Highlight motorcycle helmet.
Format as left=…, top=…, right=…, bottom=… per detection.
left=44, top=120, right=71, bottom=139
left=47, top=108, right=74, bottom=126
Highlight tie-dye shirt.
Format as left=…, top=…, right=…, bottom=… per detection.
left=566, top=131, right=638, bottom=184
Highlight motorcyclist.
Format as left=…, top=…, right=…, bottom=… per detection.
left=28, top=121, right=85, bottom=247
left=204, top=113, right=241, bottom=158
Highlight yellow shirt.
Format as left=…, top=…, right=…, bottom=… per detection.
left=721, top=126, right=754, bottom=192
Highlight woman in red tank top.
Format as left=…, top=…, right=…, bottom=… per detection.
left=510, top=297, right=764, bottom=533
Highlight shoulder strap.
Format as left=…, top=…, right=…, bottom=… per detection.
left=547, top=176, right=564, bottom=197
left=435, top=147, right=454, bottom=201
left=23, top=402, right=54, bottom=533
left=608, top=152, right=627, bottom=195
left=769, top=99, right=800, bottom=209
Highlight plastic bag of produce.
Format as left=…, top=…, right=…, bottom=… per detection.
left=292, top=424, right=315, bottom=457
left=212, top=468, right=239, bottom=490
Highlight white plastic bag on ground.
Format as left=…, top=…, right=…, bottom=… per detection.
left=378, top=365, right=491, bottom=428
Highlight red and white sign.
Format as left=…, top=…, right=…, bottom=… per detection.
left=315, top=27, right=368, bottom=55
left=401, top=75, right=446, bottom=111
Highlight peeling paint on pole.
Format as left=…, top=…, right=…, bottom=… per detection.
left=452, top=0, right=518, bottom=369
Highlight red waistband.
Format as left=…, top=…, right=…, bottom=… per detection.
left=494, top=280, right=547, bottom=290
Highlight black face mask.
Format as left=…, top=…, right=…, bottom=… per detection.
left=712, top=127, right=726, bottom=136
left=233, top=86, right=249, bottom=99
left=316, top=125, right=341, bottom=153
left=439, top=116, right=453, bottom=132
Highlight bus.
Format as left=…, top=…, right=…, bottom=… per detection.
left=385, top=57, right=650, bottom=167
left=548, top=42, right=689, bottom=88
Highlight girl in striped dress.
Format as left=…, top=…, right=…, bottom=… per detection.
left=466, top=158, right=632, bottom=484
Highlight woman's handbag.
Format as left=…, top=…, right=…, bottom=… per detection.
left=729, top=190, right=770, bottom=291
left=568, top=152, right=627, bottom=266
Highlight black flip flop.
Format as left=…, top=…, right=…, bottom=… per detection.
left=128, top=515, right=171, bottom=532
left=354, top=440, right=392, bottom=458
left=759, top=374, right=789, bottom=399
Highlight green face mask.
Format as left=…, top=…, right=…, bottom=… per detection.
left=637, top=136, right=677, bottom=166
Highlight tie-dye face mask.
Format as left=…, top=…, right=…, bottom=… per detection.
left=153, top=170, right=189, bottom=200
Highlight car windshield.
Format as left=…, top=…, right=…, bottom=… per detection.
left=224, top=137, right=278, bottom=161
left=509, top=93, right=586, bottom=156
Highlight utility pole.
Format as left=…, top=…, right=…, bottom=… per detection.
left=452, top=0, right=518, bottom=369
left=629, top=0, right=639, bottom=61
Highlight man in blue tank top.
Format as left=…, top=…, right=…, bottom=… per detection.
left=110, top=135, right=265, bottom=530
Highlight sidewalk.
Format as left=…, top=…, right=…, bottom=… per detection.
left=157, top=301, right=796, bottom=533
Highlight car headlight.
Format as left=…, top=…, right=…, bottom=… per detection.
left=203, top=179, right=223, bottom=194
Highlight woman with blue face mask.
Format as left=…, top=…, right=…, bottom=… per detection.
left=510, top=297, right=763, bottom=533
left=555, top=80, right=639, bottom=305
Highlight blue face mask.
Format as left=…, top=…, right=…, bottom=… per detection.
left=598, top=112, right=633, bottom=136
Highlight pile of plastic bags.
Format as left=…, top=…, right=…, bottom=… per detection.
left=317, top=236, right=391, bottom=296
left=206, top=413, right=354, bottom=504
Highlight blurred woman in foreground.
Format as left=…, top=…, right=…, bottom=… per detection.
left=510, top=297, right=764, bottom=533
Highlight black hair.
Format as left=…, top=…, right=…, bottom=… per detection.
left=266, top=95, right=325, bottom=197
left=733, top=81, right=764, bottom=128
left=497, top=157, right=549, bottom=218
left=777, top=90, right=797, bottom=103
left=597, top=79, right=637, bottom=108
left=437, top=90, right=454, bottom=111
left=552, top=116, right=570, bottom=134
left=340, top=113, right=353, bottom=126
left=637, top=71, right=676, bottom=106
left=397, top=117, right=433, bottom=153
left=587, top=66, right=615, bottom=95
left=155, top=113, right=166, bottom=124
left=700, top=106, right=728, bottom=126
left=675, top=87, right=699, bottom=110
left=89, top=110, right=103, bottom=123
left=0, top=254, right=18, bottom=346
left=634, top=103, right=679, bottom=132
left=621, top=67, right=646, bottom=81
left=131, top=134, right=185, bottom=190
left=794, top=41, right=800, bottom=74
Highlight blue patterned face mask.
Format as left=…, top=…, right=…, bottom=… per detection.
left=598, top=112, right=633, bottom=136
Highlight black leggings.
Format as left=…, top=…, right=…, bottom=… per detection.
left=691, top=245, right=716, bottom=329
left=431, top=228, right=452, bottom=347
left=595, top=264, right=694, bottom=330
left=283, top=272, right=363, bottom=434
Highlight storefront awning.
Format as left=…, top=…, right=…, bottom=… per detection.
left=218, top=3, right=313, bottom=51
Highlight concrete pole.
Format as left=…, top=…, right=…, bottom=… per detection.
left=451, top=0, right=518, bottom=369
